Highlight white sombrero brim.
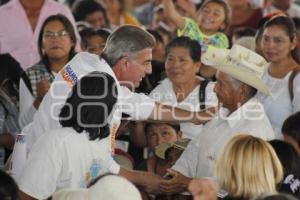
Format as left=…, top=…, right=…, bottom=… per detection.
left=202, top=48, right=271, bottom=96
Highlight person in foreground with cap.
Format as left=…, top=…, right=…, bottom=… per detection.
left=16, top=25, right=216, bottom=199
left=158, top=45, right=276, bottom=194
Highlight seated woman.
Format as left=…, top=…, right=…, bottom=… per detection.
left=149, top=37, right=218, bottom=139
left=19, top=14, right=77, bottom=128
left=18, top=72, right=119, bottom=200
left=216, top=134, right=283, bottom=200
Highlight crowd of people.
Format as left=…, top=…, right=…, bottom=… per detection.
left=0, top=0, right=300, bottom=200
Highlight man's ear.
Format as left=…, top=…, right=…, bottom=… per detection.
left=115, top=56, right=129, bottom=71
left=291, top=37, right=298, bottom=51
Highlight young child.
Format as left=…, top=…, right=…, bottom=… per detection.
left=163, top=0, right=230, bottom=54
left=80, top=28, right=111, bottom=55
left=163, top=0, right=230, bottom=79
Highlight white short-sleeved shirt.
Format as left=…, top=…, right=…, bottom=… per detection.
left=21, top=52, right=155, bottom=153
left=149, top=78, right=218, bottom=139
left=256, top=70, right=300, bottom=138
left=173, top=98, right=275, bottom=178
left=18, top=127, right=119, bottom=199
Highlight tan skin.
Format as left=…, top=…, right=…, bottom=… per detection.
left=163, top=0, right=226, bottom=36
left=261, top=25, right=299, bottom=79
left=189, top=178, right=218, bottom=200
left=165, top=47, right=200, bottom=102
left=20, top=0, right=44, bottom=32
left=33, top=20, right=74, bottom=109
left=103, top=0, right=123, bottom=27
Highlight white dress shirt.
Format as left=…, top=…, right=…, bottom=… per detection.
left=173, top=98, right=275, bottom=178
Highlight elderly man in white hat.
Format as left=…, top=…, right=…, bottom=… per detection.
left=159, top=44, right=276, bottom=194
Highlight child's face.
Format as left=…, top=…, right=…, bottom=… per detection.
left=86, top=35, right=107, bottom=55
left=197, top=2, right=226, bottom=33
left=283, top=134, right=300, bottom=156
left=146, top=123, right=181, bottom=149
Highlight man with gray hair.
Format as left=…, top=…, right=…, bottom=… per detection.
left=17, top=25, right=215, bottom=199
left=158, top=45, right=276, bottom=194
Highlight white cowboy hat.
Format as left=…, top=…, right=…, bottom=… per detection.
left=52, top=175, right=142, bottom=200
left=202, top=45, right=271, bottom=96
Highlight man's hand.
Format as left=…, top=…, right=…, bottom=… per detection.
left=34, top=79, right=50, bottom=109
left=142, top=172, right=164, bottom=194
left=192, top=106, right=219, bottom=125
left=119, top=167, right=164, bottom=194
left=188, top=178, right=218, bottom=200
left=160, top=169, right=192, bottom=194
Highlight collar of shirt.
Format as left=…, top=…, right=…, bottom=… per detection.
left=222, top=97, right=264, bottom=128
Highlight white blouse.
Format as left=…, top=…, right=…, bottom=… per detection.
left=149, top=77, right=218, bottom=139
left=256, top=69, right=300, bottom=138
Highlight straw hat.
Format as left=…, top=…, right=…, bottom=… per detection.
left=202, top=44, right=271, bottom=96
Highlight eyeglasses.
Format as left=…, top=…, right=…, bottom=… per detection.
left=43, top=30, right=69, bottom=39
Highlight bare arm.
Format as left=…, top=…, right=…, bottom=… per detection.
left=162, top=0, right=186, bottom=29
left=119, top=167, right=163, bottom=194
left=148, top=102, right=217, bottom=124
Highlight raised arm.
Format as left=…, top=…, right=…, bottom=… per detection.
left=162, top=0, right=186, bottom=29
left=148, top=102, right=217, bottom=125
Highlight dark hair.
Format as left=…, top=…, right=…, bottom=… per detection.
left=147, top=29, right=164, bottom=44
left=59, top=71, right=118, bottom=140
left=263, top=16, right=299, bottom=63
left=145, top=123, right=181, bottom=135
left=0, top=170, right=19, bottom=200
left=293, top=17, right=300, bottom=30
left=72, top=0, right=109, bottom=28
left=269, top=140, right=300, bottom=176
left=166, top=37, right=201, bottom=62
left=233, top=27, right=256, bottom=39
left=199, top=0, right=231, bottom=31
left=38, top=14, right=77, bottom=61
left=282, top=112, right=300, bottom=146
left=80, top=28, right=111, bottom=49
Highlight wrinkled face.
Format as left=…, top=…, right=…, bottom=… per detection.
left=146, top=123, right=180, bottom=150
left=121, top=48, right=152, bottom=87
left=86, top=35, right=107, bottom=55
left=165, top=47, right=200, bottom=85
left=198, top=2, right=226, bottom=32
left=42, top=20, right=73, bottom=60
left=213, top=72, right=237, bottom=109
left=85, top=11, right=106, bottom=28
left=262, top=25, right=296, bottom=63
